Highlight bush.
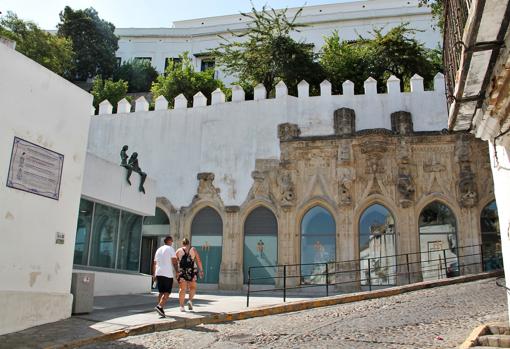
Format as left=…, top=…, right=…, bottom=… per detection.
left=151, top=53, right=226, bottom=107
left=113, top=59, right=159, bottom=93
left=91, top=76, right=129, bottom=113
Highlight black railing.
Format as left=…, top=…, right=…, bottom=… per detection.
left=443, top=0, right=471, bottom=104
left=246, top=244, right=503, bottom=306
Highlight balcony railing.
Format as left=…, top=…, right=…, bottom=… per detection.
left=443, top=0, right=471, bottom=105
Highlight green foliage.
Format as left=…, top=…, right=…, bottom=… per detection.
left=0, top=12, right=74, bottom=77
left=211, top=5, right=324, bottom=96
left=57, top=6, right=119, bottom=81
left=91, top=77, right=129, bottom=113
left=320, top=24, right=443, bottom=93
left=113, top=59, right=159, bottom=93
left=151, top=53, right=226, bottom=107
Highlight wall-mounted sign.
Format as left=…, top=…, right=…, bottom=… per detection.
left=6, top=137, right=64, bottom=200
left=55, top=232, right=65, bottom=244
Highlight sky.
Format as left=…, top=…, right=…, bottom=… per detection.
left=1, top=0, right=351, bottom=30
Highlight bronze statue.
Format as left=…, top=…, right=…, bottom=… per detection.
left=127, top=152, right=147, bottom=194
left=120, top=145, right=147, bottom=194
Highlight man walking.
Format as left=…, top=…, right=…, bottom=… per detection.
left=152, top=236, right=178, bottom=317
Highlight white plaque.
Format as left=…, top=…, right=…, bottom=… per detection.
left=7, top=137, right=64, bottom=200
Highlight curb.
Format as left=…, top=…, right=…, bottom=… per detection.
left=46, top=271, right=503, bottom=349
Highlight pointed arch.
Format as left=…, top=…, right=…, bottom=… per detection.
left=418, top=201, right=458, bottom=281
left=190, top=206, right=223, bottom=284
left=242, top=205, right=278, bottom=284
left=480, top=200, right=502, bottom=271
left=358, top=203, right=397, bottom=286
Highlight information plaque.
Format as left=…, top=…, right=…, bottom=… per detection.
left=6, top=137, right=64, bottom=200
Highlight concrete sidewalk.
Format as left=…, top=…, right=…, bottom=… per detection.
left=0, top=271, right=503, bottom=349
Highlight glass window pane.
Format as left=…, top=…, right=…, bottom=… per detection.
left=243, top=207, right=278, bottom=284
left=301, top=206, right=335, bottom=285
left=359, top=204, right=396, bottom=286
left=419, top=202, right=458, bottom=280
left=481, top=201, right=502, bottom=271
left=117, top=211, right=143, bottom=271
left=191, top=207, right=223, bottom=284
left=90, top=203, right=120, bottom=269
left=73, top=199, right=93, bottom=265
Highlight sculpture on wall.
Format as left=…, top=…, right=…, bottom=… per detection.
left=278, top=172, right=295, bottom=207
left=397, top=168, right=414, bottom=208
left=391, top=111, right=413, bottom=135
left=338, top=180, right=352, bottom=206
left=458, top=164, right=478, bottom=207
left=120, top=145, right=147, bottom=194
left=194, top=172, right=220, bottom=201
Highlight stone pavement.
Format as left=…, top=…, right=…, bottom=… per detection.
left=0, top=271, right=503, bottom=349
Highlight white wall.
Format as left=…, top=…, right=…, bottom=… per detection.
left=82, top=153, right=156, bottom=216
left=0, top=43, right=92, bottom=334
left=489, top=140, right=510, bottom=323
left=87, top=75, right=447, bottom=209
left=75, top=269, right=151, bottom=296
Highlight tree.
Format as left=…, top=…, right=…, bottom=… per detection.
left=151, top=53, right=226, bottom=107
left=320, top=24, right=443, bottom=93
left=0, top=12, right=74, bottom=77
left=113, top=59, right=159, bottom=93
left=91, top=77, right=129, bottom=113
left=211, top=5, right=324, bottom=96
left=57, top=6, right=119, bottom=81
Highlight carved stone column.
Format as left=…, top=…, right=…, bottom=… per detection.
left=219, top=205, right=243, bottom=290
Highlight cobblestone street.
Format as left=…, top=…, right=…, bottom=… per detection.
left=85, top=278, right=508, bottom=349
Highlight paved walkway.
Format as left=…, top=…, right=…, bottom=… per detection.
left=0, top=291, right=308, bottom=349
left=0, top=272, right=504, bottom=349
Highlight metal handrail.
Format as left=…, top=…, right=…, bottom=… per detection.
left=246, top=244, right=503, bottom=306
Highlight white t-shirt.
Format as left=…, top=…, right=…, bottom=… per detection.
left=154, top=244, right=177, bottom=278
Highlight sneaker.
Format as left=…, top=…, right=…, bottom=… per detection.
left=155, top=306, right=165, bottom=317
left=180, top=306, right=185, bottom=312
left=187, top=301, right=193, bottom=310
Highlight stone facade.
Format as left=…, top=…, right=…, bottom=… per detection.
left=157, top=114, right=494, bottom=290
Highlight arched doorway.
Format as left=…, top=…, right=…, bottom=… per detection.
left=419, top=201, right=458, bottom=280
left=481, top=201, right=502, bottom=271
left=140, top=207, right=170, bottom=275
left=243, top=206, right=278, bottom=284
left=191, top=207, right=223, bottom=284
left=359, top=204, right=396, bottom=286
left=300, top=206, right=336, bottom=285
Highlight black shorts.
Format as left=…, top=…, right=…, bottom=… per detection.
left=156, top=276, right=173, bottom=293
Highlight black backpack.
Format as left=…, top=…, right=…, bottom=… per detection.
left=179, top=248, right=196, bottom=281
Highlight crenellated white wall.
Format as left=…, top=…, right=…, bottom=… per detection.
left=87, top=75, right=447, bottom=209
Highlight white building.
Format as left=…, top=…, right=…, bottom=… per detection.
left=0, top=40, right=92, bottom=335
left=115, top=0, right=442, bottom=83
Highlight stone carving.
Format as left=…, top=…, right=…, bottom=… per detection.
left=423, top=153, right=446, bottom=172
left=455, top=134, right=471, bottom=162
left=391, top=111, right=413, bottom=135
left=334, top=108, right=356, bottom=136
left=278, top=123, right=301, bottom=141
left=278, top=172, right=295, bottom=207
left=458, top=164, right=478, bottom=207
left=397, top=166, right=414, bottom=208
left=194, top=172, right=220, bottom=200
left=249, top=170, right=270, bottom=200
left=225, top=205, right=240, bottom=213
left=338, top=175, right=353, bottom=206
left=338, top=142, right=351, bottom=162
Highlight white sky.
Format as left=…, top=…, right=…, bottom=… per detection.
left=1, top=0, right=352, bottom=30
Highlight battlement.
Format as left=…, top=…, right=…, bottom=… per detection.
left=97, top=74, right=446, bottom=118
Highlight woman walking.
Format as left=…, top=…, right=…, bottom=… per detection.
left=176, top=238, right=204, bottom=312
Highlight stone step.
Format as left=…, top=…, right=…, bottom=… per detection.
left=471, top=347, right=507, bottom=349
left=477, top=334, right=510, bottom=347
left=488, top=325, right=510, bottom=335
